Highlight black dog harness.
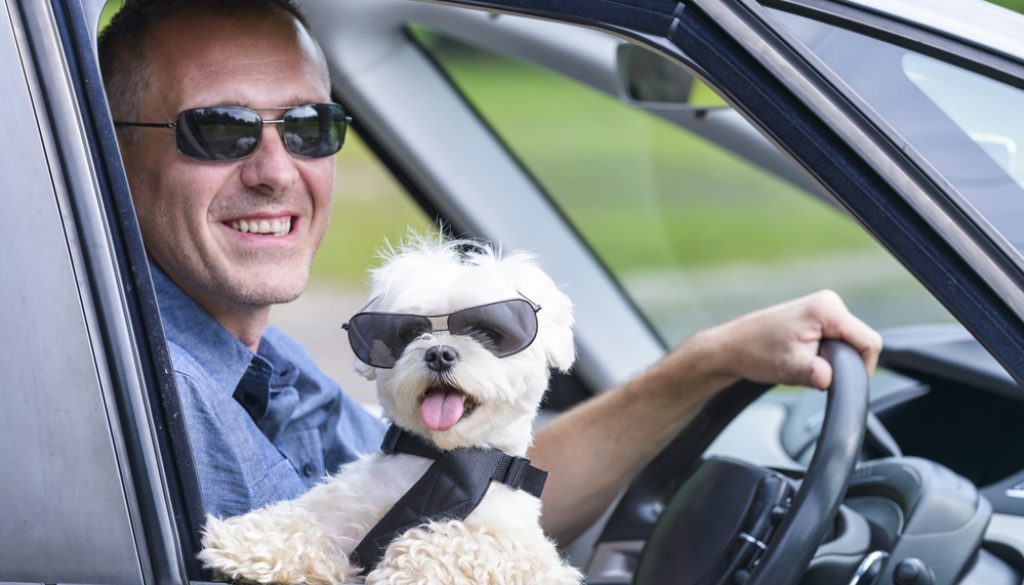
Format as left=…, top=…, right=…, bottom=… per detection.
left=350, top=424, right=548, bottom=574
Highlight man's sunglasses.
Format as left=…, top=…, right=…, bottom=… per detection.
left=342, top=297, right=542, bottom=369
left=114, top=103, right=350, bottom=162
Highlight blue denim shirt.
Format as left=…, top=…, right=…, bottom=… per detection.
left=151, top=266, right=385, bottom=518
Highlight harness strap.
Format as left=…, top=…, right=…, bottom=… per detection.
left=350, top=425, right=548, bottom=574
left=380, top=424, right=548, bottom=495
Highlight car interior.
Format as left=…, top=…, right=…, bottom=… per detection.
left=4, top=0, right=1021, bottom=584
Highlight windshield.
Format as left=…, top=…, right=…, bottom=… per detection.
left=413, top=27, right=952, bottom=345
left=768, top=8, right=1024, bottom=269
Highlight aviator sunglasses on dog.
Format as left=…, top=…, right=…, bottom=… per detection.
left=114, top=103, right=350, bottom=162
left=342, top=297, right=542, bottom=369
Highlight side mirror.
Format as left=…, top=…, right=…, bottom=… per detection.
left=616, top=43, right=694, bottom=105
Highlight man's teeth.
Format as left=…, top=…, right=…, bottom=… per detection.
left=230, top=217, right=291, bottom=236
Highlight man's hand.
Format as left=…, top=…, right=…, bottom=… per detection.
left=697, top=289, right=883, bottom=390
left=534, top=289, right=881, bottom=542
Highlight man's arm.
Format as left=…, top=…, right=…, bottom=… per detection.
left=529, top=290, right=883, bottom=543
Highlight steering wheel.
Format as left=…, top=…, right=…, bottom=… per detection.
left=623, top=340, right=869, bottom=585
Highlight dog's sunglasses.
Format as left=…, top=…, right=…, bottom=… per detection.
left=342, top=297, right=542, bottom=369
left=114, top=103, right=350, bottom=162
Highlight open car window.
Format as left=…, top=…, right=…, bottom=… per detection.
left=411, top=26, right=953, bottom=345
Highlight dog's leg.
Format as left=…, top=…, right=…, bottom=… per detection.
left=365, top=520, right=583, bottom=585
left=199, top=505, right=356, bottom=585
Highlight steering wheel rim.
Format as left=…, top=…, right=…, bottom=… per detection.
left=626, top=340, right=869, bottom=585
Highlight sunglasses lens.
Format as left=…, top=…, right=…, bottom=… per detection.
left=347, top=313, right=432, bottom=368
left=448, top=299, right=538, bottom=357
left=283, top=103, right=348, bottom=158
left=176, top=107, right=262, bottom=161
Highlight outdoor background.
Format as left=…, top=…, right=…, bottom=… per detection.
left=100, top=0, right=1024, bottom=403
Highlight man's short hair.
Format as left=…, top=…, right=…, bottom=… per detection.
left=98, top=0, right=317, bottom=130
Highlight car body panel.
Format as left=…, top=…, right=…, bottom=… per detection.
left=1, top=1, right=143, bottom=582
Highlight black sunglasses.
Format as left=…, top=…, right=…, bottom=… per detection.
left=114, top=103, right=350, bottom=162
left=342, top=297, right=542, bottom=369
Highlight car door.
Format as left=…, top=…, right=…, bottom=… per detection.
left=0, top=1, right=204, bottom=582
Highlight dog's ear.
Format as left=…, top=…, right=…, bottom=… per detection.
left=503, top=254, right=576, bottom=372
left=537, top=285, right=576, bottom=372
left=354, top=359, right=377, bottom=381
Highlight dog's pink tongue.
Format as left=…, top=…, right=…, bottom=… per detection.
left=421, top=389, right=465, bottom=431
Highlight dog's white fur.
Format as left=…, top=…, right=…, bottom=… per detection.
left=199, top=236, right=582, bottom=585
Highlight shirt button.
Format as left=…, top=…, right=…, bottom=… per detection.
left=302, top=462, right=317, bottom=478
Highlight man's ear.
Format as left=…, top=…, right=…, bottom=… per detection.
left=354, top=359, right=377, bottom=381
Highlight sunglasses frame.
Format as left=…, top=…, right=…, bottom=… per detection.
left=114, top=103, right=351, bottom=162
left=342, top=295, right=543, bottom=369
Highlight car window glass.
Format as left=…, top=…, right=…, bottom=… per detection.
left=903, top=53, right=1024, bottom=191
left=767, top=8, right=1024, bottom=268
left=411, top=26, right=951, bottom=345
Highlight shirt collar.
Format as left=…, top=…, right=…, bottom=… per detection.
left=150, top=263, right=255, bottom=397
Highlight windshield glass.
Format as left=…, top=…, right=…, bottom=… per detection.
left=413, top=27, right=951, bottom=345
left=768, top=8, right=1024, bottom=266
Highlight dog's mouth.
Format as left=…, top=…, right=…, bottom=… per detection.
left=419, top=382, right=480, bottom=432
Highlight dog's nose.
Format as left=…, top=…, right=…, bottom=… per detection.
left=424, top=345, right=459, bottom=372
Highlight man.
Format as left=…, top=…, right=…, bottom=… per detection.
left=99, top=0, right=882, bottom=544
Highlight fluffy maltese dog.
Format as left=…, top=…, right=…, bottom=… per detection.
left=199, top=236, right=582, bottom=585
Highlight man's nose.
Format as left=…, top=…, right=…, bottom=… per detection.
left=239, top=126, right=299, bottom=195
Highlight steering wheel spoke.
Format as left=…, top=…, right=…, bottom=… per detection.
left=634, top=457, right=797, bottom=584
left=625, top=341, right=869, bottom=585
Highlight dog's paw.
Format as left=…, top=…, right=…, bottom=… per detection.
left=365, top=520, right=583, bottom=585
left=199, top=513, right=354, bottom=585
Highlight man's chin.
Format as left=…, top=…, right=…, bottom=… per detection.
left=203, top=266, right=312, bottom=310
left=233, top=280, right=308, bottom=307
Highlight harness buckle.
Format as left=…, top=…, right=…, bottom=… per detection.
left=381, top=425, right=403, bottom=454
left=497, top=456, right=530, bottom=489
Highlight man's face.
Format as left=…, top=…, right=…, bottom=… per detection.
left=121, top=10, right=335, bottom=330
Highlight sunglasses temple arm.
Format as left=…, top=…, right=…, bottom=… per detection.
left=113, top=121, right=175, bottom=128
left=515, top=290, right=542, bottom=312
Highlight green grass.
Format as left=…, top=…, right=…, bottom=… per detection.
left=312, top=48, right=872, bottom=281
left=431, top=53, right=870, bottom=274
left=302, top=50, right=874, bottom=284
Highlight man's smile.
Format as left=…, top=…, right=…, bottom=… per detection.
left=227, top=216, right=294, bottom=237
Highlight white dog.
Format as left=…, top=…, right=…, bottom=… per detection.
left=199, top=236, right=582, bottom=585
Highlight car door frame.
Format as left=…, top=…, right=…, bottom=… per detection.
left=4, top=0, right=209, bottom=582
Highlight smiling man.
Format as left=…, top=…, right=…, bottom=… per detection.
left=101, top=0, right=386, bottom=516
left=99, top=0, right=881, bottom=543
left=111, top=3, right=333, bottom=350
